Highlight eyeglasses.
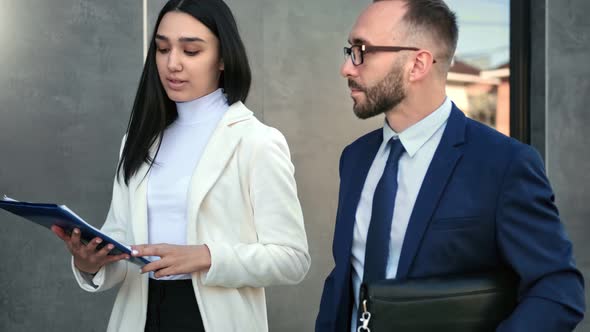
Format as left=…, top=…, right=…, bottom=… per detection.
left=343, top=44, right=437, bottom=66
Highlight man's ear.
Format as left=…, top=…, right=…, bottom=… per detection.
left=409, top=50, right=435, bottom=82
left=219, top=59, right=225, bottom=71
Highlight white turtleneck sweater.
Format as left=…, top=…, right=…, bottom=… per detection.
left=147, top=88, right=228, bottom=280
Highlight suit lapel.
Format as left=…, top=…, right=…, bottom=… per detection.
left=335, top=129, right=382, bottom=266
left=332, top=130, right=382, bottom=332
left=396, top=105, right=467, bottom=279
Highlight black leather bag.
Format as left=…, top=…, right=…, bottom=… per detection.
left=357, top=272, right=518, bottom=332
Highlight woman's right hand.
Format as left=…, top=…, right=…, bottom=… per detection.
left=51, top=225, right=129, bottom=274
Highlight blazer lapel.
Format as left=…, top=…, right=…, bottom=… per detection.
left=396, top=105, right=467, bottom=279
left=335, top=129, right=383, bottom=266
left=128, top=102, right=252, bottom=246
left=185, top=102, right=252, bottom=242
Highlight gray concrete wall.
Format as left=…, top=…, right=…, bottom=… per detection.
left=0, top=1, right=141, bottom=331
left=546, top=0, right=590, bottom=330
left=1, top=0, right=588, bottom=331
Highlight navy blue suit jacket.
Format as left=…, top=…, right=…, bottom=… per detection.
left=316, top=105, right=585, bottom=331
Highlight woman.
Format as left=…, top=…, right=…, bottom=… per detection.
left=51, top=0, right=310, bottom=331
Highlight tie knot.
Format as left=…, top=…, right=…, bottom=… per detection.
left=388, top=137, right=405, bottom=160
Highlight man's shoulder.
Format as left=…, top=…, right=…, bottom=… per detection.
left=343, top=128, right=382, bottom=153
left=462, top=117, right=541, bottom=166
left=463, top=117, right=524, bottom=152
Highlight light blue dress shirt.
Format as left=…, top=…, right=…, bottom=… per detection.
left=350, top=97, right=452, bottom=330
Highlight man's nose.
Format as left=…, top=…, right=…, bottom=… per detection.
left=341, top=56, right=358, bottom=78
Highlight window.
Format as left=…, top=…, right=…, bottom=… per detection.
left=445, top=0, right=512, bottom=136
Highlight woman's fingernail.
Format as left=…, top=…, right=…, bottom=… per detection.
left=73, top=229, right=79, bottom=234
left=132, top=250, right=139, bottom=256
left=96, top=238, right=102, bottom=244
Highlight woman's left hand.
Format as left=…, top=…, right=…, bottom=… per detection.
left=131, top=244, right=211, bottom=278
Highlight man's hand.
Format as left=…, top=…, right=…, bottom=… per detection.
left=131, top=244, right=212, bottom=278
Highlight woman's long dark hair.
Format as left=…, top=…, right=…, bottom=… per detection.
left=117, top=0, right=251, bottom=184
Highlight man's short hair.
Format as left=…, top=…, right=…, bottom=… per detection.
left=375, top=0, right=459, bottom=69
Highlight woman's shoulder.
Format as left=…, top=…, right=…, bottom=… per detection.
left=228, top=102, right=288, bottom=147
left=224, top=105, right=293, bottom=165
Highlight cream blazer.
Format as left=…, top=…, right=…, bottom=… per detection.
left=71, top=102, right=310, bottom=332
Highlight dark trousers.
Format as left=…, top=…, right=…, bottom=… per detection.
left=145, top=279, right=205, bottom=332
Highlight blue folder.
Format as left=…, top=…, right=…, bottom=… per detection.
left=0, top=196, right=149, bottom=267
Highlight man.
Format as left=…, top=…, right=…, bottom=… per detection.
left=316, top=0, right=585, bottom=331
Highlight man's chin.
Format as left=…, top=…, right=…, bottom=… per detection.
left=353, top=101, right=387, bottom=119
left=353, top=106, right=375, bottom=119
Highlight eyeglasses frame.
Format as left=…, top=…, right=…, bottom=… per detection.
left=343, top=44, right=437, bottom=65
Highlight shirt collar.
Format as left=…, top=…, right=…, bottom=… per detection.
left=382, top=97, right=452, bottom=157
left=175, top=88, right=228, bottom=125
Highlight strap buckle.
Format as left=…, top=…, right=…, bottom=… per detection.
left=357, top=300, right=371, bottom=332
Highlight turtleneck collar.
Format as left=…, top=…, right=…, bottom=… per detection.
left=175, top=88, right=229, bottom=125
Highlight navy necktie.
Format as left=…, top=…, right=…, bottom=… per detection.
left=363, top=137, right=405, bottom=283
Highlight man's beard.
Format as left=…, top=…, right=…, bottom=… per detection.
left=349, top=63, right=406, bottom=120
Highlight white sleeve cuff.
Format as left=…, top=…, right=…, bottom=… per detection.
left=71, top=258, right=106, bottom=292
left=200, top=242, right=226, bottom=286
